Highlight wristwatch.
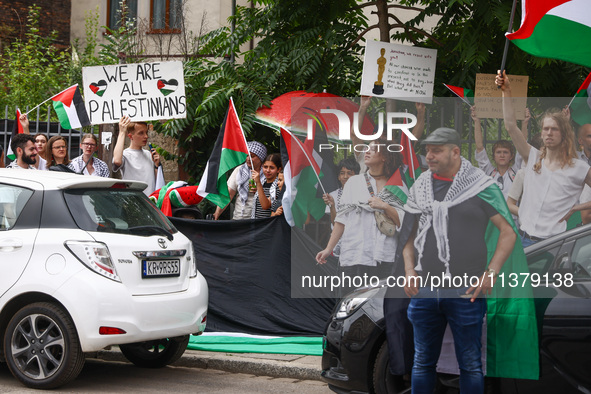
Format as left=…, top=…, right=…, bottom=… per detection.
left=485, top=268, right=497, bottom=278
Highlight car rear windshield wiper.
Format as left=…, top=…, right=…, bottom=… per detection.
left=127, top=226, right=173, bottom=241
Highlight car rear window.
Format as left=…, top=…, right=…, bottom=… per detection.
left=0, top=184, right=34, bottom=231
left=63, top=188, right=177, bottom=235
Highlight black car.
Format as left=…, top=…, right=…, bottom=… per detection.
left=321, top=224, right=591, bottom=394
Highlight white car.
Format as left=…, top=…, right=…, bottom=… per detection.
left=0, top=169, right=208, bottom=389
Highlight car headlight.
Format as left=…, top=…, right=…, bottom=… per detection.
left=65, top=241, right=121, bottom=282
left=335, top=287, right=381, bottom=319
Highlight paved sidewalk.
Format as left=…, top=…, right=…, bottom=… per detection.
left=96, top=348, right=324, bottom=381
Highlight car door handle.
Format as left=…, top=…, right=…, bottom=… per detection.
left=0, top=238, right=23, bottom=252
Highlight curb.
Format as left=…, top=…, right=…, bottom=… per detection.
left=96, top=349, right=323, bottom=382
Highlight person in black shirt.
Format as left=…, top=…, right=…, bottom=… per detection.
left=402, top=128, right=516, bottom=394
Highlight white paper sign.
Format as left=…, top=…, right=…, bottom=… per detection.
left=360, top=41, right=437, bottom=104
left=101, top=132, right=112, bottom=145
left=82, top=61, right=186, bottom=124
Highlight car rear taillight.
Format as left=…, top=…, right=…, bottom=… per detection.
left=189, top=243, right=197, bottom=278
left=99, top=326, right=127, bottom=335
left=65, top=241, right=121, bottom=282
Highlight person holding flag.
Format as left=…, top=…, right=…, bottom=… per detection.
left=315, top=136, right=406, bottom=282
left=213, top=141, right=267, bottom=220
left=497, top=70, right=591, bottom=246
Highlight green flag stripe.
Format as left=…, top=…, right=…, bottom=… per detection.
left=511, top=15, right=591, bottom=68
left=52, top=101, right=72, bottom=129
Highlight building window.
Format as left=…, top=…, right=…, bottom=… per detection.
left=107, top=0, right=138, bottom=30
left=151, top=0, right=182, bottom=33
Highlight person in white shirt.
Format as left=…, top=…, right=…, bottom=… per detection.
left=323, top=158, right=360, bottom=225
left=316, top=137, right=405, bottom=283
left=472, top=106, right=520, bottom=198
left=113, top=116, right=160, bottom=196
left=6, top=133, right=37, bottom=170
left=497, top=71, right=591, bottom=247
left=33, top=133, right=48, bottom=170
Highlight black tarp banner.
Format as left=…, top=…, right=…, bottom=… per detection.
left=170, top=216, right=337, bottom=336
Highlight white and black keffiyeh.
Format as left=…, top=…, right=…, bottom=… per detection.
left=405, top=157, right=494, bottom=277
left=236, top=141, right=267, bottom=205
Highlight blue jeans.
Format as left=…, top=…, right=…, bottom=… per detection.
left=520, top=233, right=537, bottom=248
left=407, top=287, right=487, bottom=394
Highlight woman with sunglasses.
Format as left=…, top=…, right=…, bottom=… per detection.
left=68, top=134, right=110, bottom=177
left=45, top=136, right=71, bottom=168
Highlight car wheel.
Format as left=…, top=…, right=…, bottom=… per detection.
left=119, top=335, right=190, bottom=368
left=373, top=341, right=411, bottom=394
left=3, top=302, right=85, bottom=389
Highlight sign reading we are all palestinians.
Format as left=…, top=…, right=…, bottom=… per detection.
left=82, top=61, right=186, bottom=124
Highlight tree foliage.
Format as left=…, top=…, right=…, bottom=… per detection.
left=391, top=0, right=589, bottom=97
left=157, top=0, right=369, bottom=182
left=0, top=5, right=71, bottom=110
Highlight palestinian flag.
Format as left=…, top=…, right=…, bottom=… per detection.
left=6, top=108, right=24, bottom=161
left=383, top=113, right=422, bottom=203
left=157, top=79, right=179, bottom=96
left=51, top=85, right=91, bottom=130
left=305, top=112, right=339, bottom=199
left=280, top=127, right=326, bottom=228
left=443, top=84, right=474, bottom=105
left=197, top=98, right=249, bottom=208
left=506, top=0, right=591, bottom=68
left=478, top=186, right=539, bottom=379
left=88, top=80, right=107, bottom=97
left=570, top=72, right=591, bottom=126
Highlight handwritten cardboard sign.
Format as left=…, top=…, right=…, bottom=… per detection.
left=360, top=41, right=437, bottom=104
left=474, top=73, right=528, bottom=120
left=82, top=61, right=186, bottom=124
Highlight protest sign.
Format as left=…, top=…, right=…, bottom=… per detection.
left=361, top=41, right=437, bottom=104
left=82, top=61, right=186, bottom=124
left=474, top=73, right=529, bottom=120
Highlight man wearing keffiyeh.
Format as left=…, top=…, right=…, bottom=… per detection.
left=214, top=141, right=267, bottom=220
left=401, top=127, right=536, bottom=393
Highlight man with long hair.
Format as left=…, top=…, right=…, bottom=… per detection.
left=497, top=71, right=591, bottom=246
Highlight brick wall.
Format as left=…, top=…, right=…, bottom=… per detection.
left=0, top=0, right=71, bottom=49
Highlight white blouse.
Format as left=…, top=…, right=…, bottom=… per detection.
left=335, top=174, right=404, bottom=267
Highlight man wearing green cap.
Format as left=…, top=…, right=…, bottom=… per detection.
left=400, top=127, right=538, bottom=392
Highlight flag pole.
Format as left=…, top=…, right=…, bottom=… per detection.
left=498, top=0, right=518, bottom=85
left=404, top=109, right=416, bottom=181
left=25, top=84, right=79, bottom=115
left=281, top=127, right=328, bottom=196
left=443, top=84, right=472, bottom=106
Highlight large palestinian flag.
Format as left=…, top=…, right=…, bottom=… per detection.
left=51, top=84, right=91, bottom=130
left=6, top=108, right=24, bottom=161
left=506, top=0, right=591, bottom=68
left=570, top=72, right=591, bottom=126
left=197, top=98, right=249, bottom=208
left=280, top=127, right=326, bottom=228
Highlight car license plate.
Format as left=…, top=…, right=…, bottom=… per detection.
left=142, top=260, right=180, bottom=278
